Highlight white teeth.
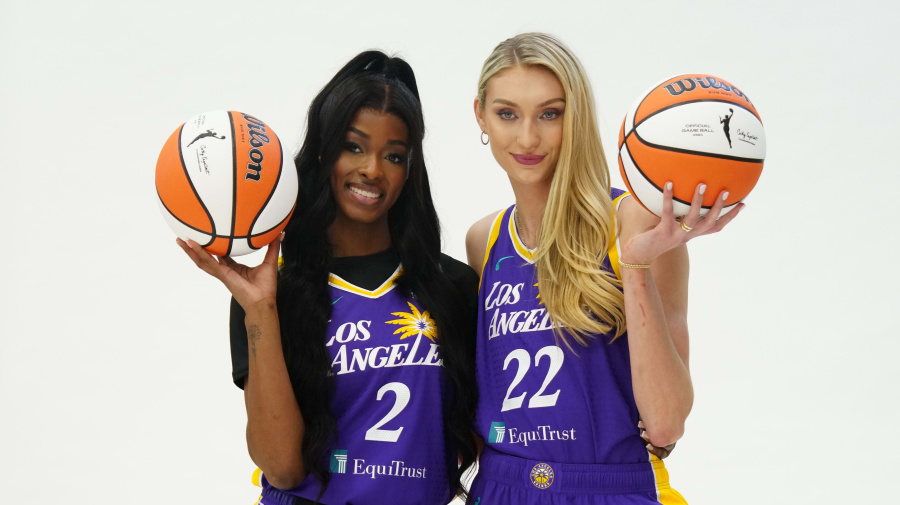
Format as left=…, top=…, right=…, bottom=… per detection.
left=349, top=186, right=381, bottom=199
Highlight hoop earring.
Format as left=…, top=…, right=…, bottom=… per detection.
left=481, top=131, right=489, bottom=145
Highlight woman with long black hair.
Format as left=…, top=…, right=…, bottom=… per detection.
left=178, top=50, right=477, bottom=505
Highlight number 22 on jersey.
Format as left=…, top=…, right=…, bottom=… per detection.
left=501, top=345, right=564, bottom=412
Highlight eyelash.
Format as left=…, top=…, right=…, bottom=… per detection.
left=541, top=109, right=562, bottom=120
left=496, top=109, right=563, bottom=120
left=386, top=153, right=405, bottom=165
left=344, top=142, right=406, bottom=165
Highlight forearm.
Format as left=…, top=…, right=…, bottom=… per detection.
left=243, top=298, right=306, bottom=489
left=622, top=268, right=693, bottom=447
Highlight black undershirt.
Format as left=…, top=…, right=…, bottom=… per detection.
left=228, top=251, right=478, bottom=388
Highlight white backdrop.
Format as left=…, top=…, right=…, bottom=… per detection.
left=2, top=1, right=898, bottom=503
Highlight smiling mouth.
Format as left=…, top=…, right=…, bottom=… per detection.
left=348, top=185, right=383, bottom=200
left=511, top=154, right=546, bottom=165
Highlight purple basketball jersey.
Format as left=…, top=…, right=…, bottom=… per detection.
left=474, top=189, right=656, bottom=466
left=263, top=267, right=453, bottom=505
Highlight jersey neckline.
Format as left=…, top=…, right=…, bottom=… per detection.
left=329, top=265, right=402, bottom=298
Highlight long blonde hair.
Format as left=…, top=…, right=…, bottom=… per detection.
left=477, top=32, right=626, bottom=346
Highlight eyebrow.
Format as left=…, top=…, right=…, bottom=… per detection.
left=492, top=97, right=566, bottom=107
left=348, top=127, right=409, bottom=148
left=348, top=127, right=370, bottom=139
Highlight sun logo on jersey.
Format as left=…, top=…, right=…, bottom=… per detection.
left=530, top=462, right=554, bottom=489
left=386, top=302, right=437, bottom=342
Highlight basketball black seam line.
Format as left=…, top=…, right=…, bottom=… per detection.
left=628, top=76, right=686, bottom=143
left=174, top=124, right=217, bottom=243
left=247, top=130, right=284, bottom=251
left=623, top=78, right=665, bottom=147
left=626, top=75, right=758, bottom=144
left=624, top=98, right=760, bottom=146
left=622, top=141, right=707, bottom=209
left=156, top=189, right=218, bottom=243
left=634, top=97, right=760, bottom=131
left=631, top=128, right=764, bottom=163
left=249, top=207, right=294, bottom=239
left=621, top=141, right=744, bottom=210
left=226, top=112, right=237, bottom=257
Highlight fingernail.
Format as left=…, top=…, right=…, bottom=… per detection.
left=665, top=182, right=673, bottom=191
left=637, top=420, right=644, bottom=428
left=722, top=191, right=729, bottom=201
left=646, top=443, right=652, bottom=450
left=699, top=184, right=706, bottom=195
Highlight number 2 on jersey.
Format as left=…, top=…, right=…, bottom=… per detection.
left=365, top=382, right=411, bottom=442
left=500, top=345, right=564, bottom=412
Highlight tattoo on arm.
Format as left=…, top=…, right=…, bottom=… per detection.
left=248, top=324, right=261, bottom=358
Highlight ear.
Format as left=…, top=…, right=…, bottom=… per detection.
left=473, top=98, right=488, bottom=133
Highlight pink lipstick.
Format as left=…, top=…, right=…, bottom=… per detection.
left=511, top=154, right=546, bottom=165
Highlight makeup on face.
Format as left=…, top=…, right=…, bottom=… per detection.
left=329, top=108, right=409, bottom=229
left=479, top=65, right=566, bottom=181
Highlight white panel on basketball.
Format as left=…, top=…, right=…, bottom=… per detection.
left=180, top=111, right=235, bottom=237
left=157, top=199, right=215, bottom=247
left=251, top=156, right=298, bottom=236
left=623, top=75, right=672, bottom=136
left=619, top=143, right=685, bottom=217
left=619, top=142, right=737, bottom=219
left=634, top=102, right=766, bottom=159
left=230, top=239, right=253, bottom=257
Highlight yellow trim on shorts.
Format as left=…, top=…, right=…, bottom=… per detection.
left=479, top=209, right=508, bottom=289
left=609, top=191, right=631, bottom=280
left=251, top=468, right=263, bottom=505
left=650, top=455, right=688, bottom=505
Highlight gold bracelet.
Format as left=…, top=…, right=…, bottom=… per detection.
left=619, top=260, right=651, bottom=269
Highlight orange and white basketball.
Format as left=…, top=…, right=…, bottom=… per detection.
left=618, top=74, right=766, bottom=218
left=156, top=110, right=297, bottom=256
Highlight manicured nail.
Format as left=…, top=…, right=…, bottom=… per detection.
left=699, top=184, right=706, bottom=195
left=646, top=443, right=652, bottom=450
left=665, top=182, right=673, bottom=191
left=637, top=420, right=645, bottom=428
left=722, top=191, right=729, bottom=201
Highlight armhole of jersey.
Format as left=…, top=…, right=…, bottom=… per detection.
left=479, top=209, right=508, bottom=289
left=609, top=192, right=632, bottom=281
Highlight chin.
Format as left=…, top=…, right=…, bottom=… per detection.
left=504, top=165, right=555, bottom=184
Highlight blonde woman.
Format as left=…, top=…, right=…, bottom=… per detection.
left=465, top=33, right=742, bottom=504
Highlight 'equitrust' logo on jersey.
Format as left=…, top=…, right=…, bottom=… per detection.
left=330, top=450, right=348, bottom=474
left=488, top=422, right=506, bottom=443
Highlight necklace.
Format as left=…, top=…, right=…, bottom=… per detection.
left=515, top=206, right=533, bottom=250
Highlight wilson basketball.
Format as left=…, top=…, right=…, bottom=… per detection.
left=156, top=110, right=297, bottom=256
left=618, top=74, right=766, bottom=217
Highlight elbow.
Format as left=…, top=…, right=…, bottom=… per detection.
left=645, top=398, right=692, bottom=448
left=646, top=422, right=684, bottom=449
left=260, top=464, right=306, bottom=490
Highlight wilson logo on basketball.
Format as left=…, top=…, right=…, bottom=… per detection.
left=242, top=112, right=270, bottom=181
left=664, top=76, right=753, bottom=105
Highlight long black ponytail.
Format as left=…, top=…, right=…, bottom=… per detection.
left=277, top=50, right=477, bottom=500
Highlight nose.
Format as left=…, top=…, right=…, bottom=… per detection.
left=358, top=154, right=383, bottom=180
left=518, top=118, right=540, bottom=150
